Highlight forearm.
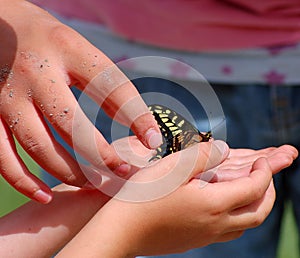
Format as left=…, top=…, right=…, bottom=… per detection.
left=57, top=200, right=142, bottom=258
left=0, top=185, right=110, bottom=257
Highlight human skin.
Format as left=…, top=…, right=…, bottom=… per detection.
left=0, top=0, right=162, bottom=204
left=0, top=1, right=298, bottom=256
left=55, top=142, right=299, bottom=258
left=0, top=140, right=296, bottom=257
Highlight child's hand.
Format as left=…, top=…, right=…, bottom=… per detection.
left=207, top=145, right=298, bottom=182
left=112, top=136, right=298, bottom=182
left=0, top=0, right=161, bottom=203
left=57, top=141, right=298, bottom=257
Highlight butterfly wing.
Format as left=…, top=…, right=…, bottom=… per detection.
left=148, top=104, right=212, bottom=160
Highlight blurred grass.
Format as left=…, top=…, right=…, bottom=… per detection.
left=0, top=142, right=40, bottom=217
left=0, top=144, right=298, bottom=258
left=277, top=202, right=299, bottom=258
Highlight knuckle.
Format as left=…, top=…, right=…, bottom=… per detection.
left=281, top=154, right=293, bottom=166
left=253, top=183, right=266, bottom=200
left=49, top=24, right=78, bottom=48
left=1, top=169, right=29, bottom=192
left=207, top=197, right=227, bottom=218
left=211, top=206, right=226, bottom=218
left=249, top=208, right=270, bottom=228
left=22, top=134, right=47, bottom=157
left=11, top=175, right=29, bottom=191
left=50, top=114, right=73, bottom=136
left=251, top=214, right=265, bottom=227
left=49, top=24, right=91, bottom=60
left=0, top=151, right=10, bottom=167
left=245, top=178, right=263, bottom=201
left=232, top=231, right=244, bottom=240
left=60, top=172, right=78, bottom=185
left=93, top=148, right=117, bottom=170
left=14, top=51, right=42, bottom=77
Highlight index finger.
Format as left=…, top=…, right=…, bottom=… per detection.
left=29, top=69, right=130, bottom=175
left=61, top=29, right=162, bottom=149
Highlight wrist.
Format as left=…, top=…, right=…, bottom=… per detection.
left=57, top=200, right=141, bottom=258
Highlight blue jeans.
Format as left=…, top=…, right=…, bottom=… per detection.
left=43, top=79, right=300, bottom=258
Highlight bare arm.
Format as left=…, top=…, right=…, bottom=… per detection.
left=0, top=0, right=161, bottom=203
left=0, top=185, right=110, bottom=258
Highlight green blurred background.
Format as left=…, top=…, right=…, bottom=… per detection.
left=0, top=144, right=298, bottom=258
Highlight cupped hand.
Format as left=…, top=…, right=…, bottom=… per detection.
left=112, top=136, right=298, bottom=182
left=57, top=140, right=298, bottom=257
left=0, top=1, right=161, bottom=203
left=206, top=145, right=298, bottom=182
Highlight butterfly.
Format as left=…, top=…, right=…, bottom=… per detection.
left=148, top=104, right=212, bottom=161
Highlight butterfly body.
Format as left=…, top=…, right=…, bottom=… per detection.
left=148, top=104, right=212, bottom=160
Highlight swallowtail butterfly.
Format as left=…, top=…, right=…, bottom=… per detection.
left=148, top=104, right=212, bottom=161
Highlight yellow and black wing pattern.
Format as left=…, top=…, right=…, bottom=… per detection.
left=148, top=104, right=212, bottom=160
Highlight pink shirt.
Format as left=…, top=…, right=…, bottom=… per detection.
left=31, top=0, right=300, bottom=51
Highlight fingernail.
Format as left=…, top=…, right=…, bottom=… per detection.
left=33, top=190, right=52, bottom=204
left=212, top=140, right=229, bottom=159
left=145, top=129, right=162, bottom=149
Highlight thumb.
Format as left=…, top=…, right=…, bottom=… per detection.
left=99, top=140, right=229, bottom=202
left=193, top=140, right=229, bottom=173
left=192, top=140, right=230, bottom=182
left=126, top=140, right=229, bottom=186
